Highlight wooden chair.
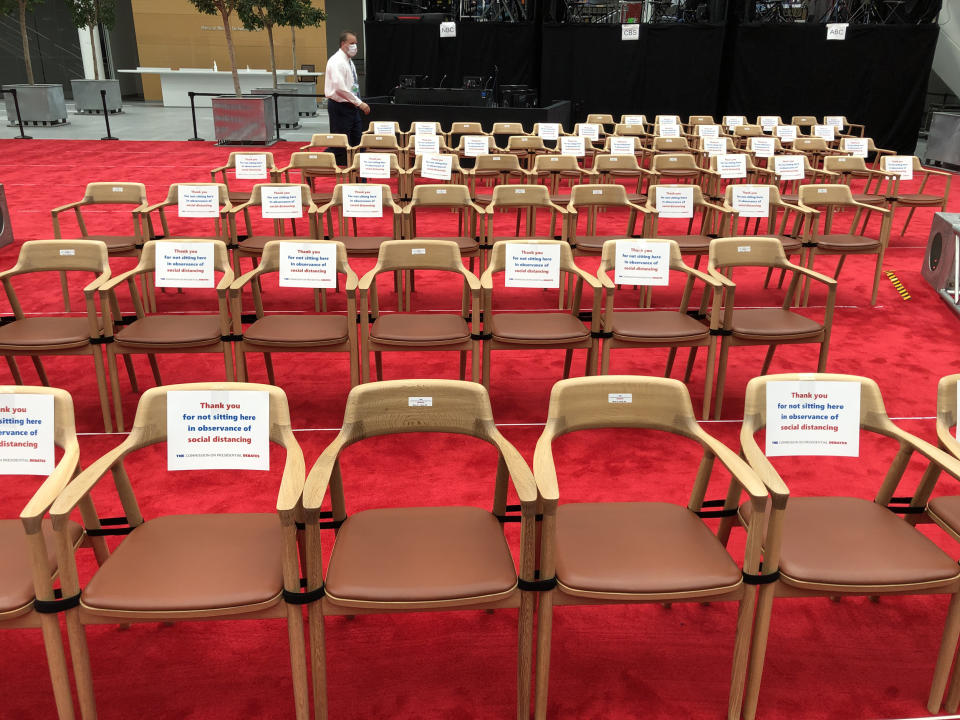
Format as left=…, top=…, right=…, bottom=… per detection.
left=789, top=115, right=817, bottom=131
left=0, top=386, right=109, bottom=720
left=466, top=154, right=533, bottom=206
left=300, top=132, right=352, bottom=168
left=593, top=152, right=656, bottom=203
left=822, top=155, right=896, bottom=206
left=532, top=154, right=596, bottom=211
left=51, top=182, right=148, bottom=311
left=209, top=152, right=279, bottom=204
left=706, top=153, right=773, bottom=199
left=301, top=379, right=538, bottom=719
left=490, top=120, right=528, bottom=147
left=651, top=153, right=710, bottom=188
left=99, top=239, right=235, bottom=432
left=878, top=155, right=952, bottom=236
left=483, top=184, right=569, bottom=247
left=565, top=183, right=649, bottom=257
left=652, top=136, right=692, bottom=153
left=732, top=124, right=765, bottom=148
left=736, top=372, right=960, bottom=720
left=140, top=183, right=232, bottom=244
left=791, top=137, right=844, bottom=168
left=403, top=184, right=485, bottom=272
left=354, top=132, right=404, bottom=166
left=821, top=115, right=865, bottom=136
left=315, top=183, right=404, bottom=260
left=452, top=133, right=503, bottom=162
left=227, top=183, right=319, bottom=279
left=707, top=237, right=836, bottom=419
left=480, top=239, right=601, bottom=388
left=506, top=135, right=549, bottom=169
left=532, top=374, right=769, bottom=720
left=343, top=152, right=408, bottom=199
left=48, top=382, right=311, bottom=720
left=447, top=120, right=487, bottom=147
left=275, top=151, right=345, bottom=205
left=359, top=240, right=481, bottom=383
left=645, top=184, right=732, bottom=268
left=230, top=239, right=359, bottom=386
left=618, top=113, right=650, bottom=131
left=776, top=154, right=837, bottom=205
left=585, top=112, right=615, bottom=131
left=840, top=136, right=895, bottom=169
left=401, top=134, right=454, bottom=170
left=0, top=240, right=114, bottom=432
left=597, top=239, right=722, bottom=418
left=406, top=153, right=467, bottom=199
left=797, top=183, right=892, bottom=306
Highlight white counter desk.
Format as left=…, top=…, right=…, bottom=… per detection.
left=118, top=67, right=323, bottom=108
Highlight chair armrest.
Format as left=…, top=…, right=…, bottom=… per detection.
left=49, top=440, right=136, bottom=530
left=302, top=437, right=349, bottom=510
left=275, top=426, right=306, bottom=517
left=99, top=266, right=142, bottom=293
left=230, top=264, right=264, bottom=291
left=141, top=199, right=173, bottom=214
left=19, top=445, right=81, bottom=533
left=50, top=200, right=85, bottom=215
left=784, top=260, right=836, bottom=287
left=209, top=164, right=230, bottom=174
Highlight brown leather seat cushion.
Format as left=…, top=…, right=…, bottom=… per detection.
left=244, top=315, right=349, bottom=346
left=573, top=235, right=618, bottom=252
left=728, top=308, right=823, bottom=341
left=228, top=190, right=252, bottom=204
left=371, top=314, right=469, bottom=345
left=237, top=235, right=283, bottom=254
left=851, top=194, right=886, bottom=205
left=746, top=497, right=959, bottom=588
left=414, top=236, right=480, bottom=254
left=116, top=315, right=222, bottom=348
left=0, top=317, right=97, bottom=349
left=896, top=193, right=942, bottom=204
left=610, top=311, right=709, bottom=342
left=0, top=519, right=83, bottom=614
left=772, top=235, right=803, bottom=253
left=927, top=496, right=960, bottom=536
left=815, top=233, right=881, bottom=251
left=84, top=235, right=138, bottom=253
left=657, top=170, right=699, bottom=178
left=82, top=514, right=282, bottom=614
left=489, top=313, right=589, bottom=344
left=339, top=236, right=392, bottom=255
left=555, top=503, right=741, bottom=596
left=324, top=506, right=517, bottom=604
left=659, top=235, right=712, bottom=254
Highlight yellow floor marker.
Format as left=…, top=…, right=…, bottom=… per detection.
left=885, top=271, right=911, bottom=301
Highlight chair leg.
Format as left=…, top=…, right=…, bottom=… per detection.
left=147, top=354, right=162, bottom=385
left=64, top=608, right=97, bottom=720
left=901, top=207, right=916, bottom=236
left=5, top=355, right=23, bottom=384
left=264, top=352, right=276, bottom=385
left=869, top=254, right=883, bottom=307
left=459, top=350, right=467, bottom=381
left=309, top=609, right=329, bottom=720
left=482, top=343, right=492, bottom=388
left=30, top=356, right=50, bottom=386
left=929, top=592, right=960, bottom=712
left=762, top=267, right=774, bottom=288
left=727, top=590, right=759, bottom=720
left=516, top=589, right=535, bottom=720
left=600, top=341, right=611, bottom=375
left=562, top=349, right=573, bottom=379
left=684, top=347, right=699, bottom=382
left=107, top=349, right=126, bottom=433
left=59, top=271, right=72, bottom=312
left=740, top=583, right=778, bottom=720
left=285, top=602, right=310, bottom=720
left=121, top=354, right=139, bottom=393
left=375, top=351, right=383, bottom=381
left=91, top=349, right=113, bottom=434
left=236, top=349, right=248, bottom=382
left=702, top=340, right=717, bottom=421
left=533, top=590, right=555, bottom=720
left=471, top=344, right=480, bottom=383
left=38, top=613, right=77, bottom=720
left=833, top=255, right=846, bottom=280
left=713, top=338, right=731, bottom=420
left=224, top=345, right=235, bottom=381
left=760, top=345, right=776, bottom=375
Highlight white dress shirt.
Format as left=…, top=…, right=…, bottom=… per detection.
left=324, top=48, right=361, bottom=106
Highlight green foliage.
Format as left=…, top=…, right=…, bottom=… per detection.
left=63, top=0, right=116, bottom=31
left=0, top=0, right=46, bottom=16
left=188, top=0, right=242, bottom=17
left=236, top=0, right=325, bottom=31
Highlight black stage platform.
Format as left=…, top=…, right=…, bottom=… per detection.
left=365, top=98, right=573, bottom=132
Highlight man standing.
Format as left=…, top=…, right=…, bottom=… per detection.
left=324, top=30, right=370, bottom=166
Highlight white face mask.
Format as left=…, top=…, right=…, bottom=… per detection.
left=346, top=43, right=358, bottom=58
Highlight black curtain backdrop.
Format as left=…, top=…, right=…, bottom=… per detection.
left=726, top=23, right=940, bottom=152
left=540, top=24, right=728, bottom=124
left=364, top=21, right=538, bottom=97
left=365, top=20, right=939, bottom=150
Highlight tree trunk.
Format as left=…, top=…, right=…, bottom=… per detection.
left=291, top=27, right=298, bottom=81
left=18, top=0, right=35, bottom=85
left=219, top=5, right=241, bottom=97
left=89, top=25, right=100, bottom=80
left=267, top=23, right=277, bottom=89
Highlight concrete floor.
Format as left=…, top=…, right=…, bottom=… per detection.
left=1, top=99, right=331, bottom=142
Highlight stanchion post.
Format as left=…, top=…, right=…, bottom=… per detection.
left=188, top=91, right=204, bottom=142
left=9, top=89, right=32, bottom=140
left=273, top=91, right=283, bottom=142
left=100, top=89, right=118, bottom=140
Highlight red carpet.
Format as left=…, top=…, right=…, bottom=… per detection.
left=1, top=138, right=959, bottom=719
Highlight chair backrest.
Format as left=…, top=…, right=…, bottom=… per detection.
left=286, top=151, right=340, bottom=172
left=348, top=152, right=404, bottom=174
left=407, top=120, right=444, bottom=135
left=358, top=134, right=401, bottom=151
left=472, top=153, right=524, bottom=173
left=365, top=121, right=400, bottom=135
left=733, top=125, right=764, bottom=138
left=484, top=238, right=577, bottom=275
left=449, top=121, right=485, bottom=135
left=508, top=135, right=546, bottom=151
left=879, top=155, right=923, bottom=172
left=651, top=153, right=700, bottom=172
left=568, top=183, right=630, bottom=208
left=409, top=153, right=464, bottom=175
left=647, top=183, right=708, bottom=206
left=327, top=183, right=400, bottom=209
left=652, top=137, right=690, bottom=152
left=137, top=238, right=233, bottom=276
left=488, top=184, right=554, bottom=208
left=613, top=123, right=648, bottom=137
left=708, top=236, right=789, bottom=270
left=245, top=183, right=317, bottom=210
left=455, top=135, right=500, bottom=153
left=791, top=115, right=817, bottom=127
left=225, top=151, right=277, bottom=171
left=162, top=183, right=230, bottom=206
left=533, top=154, right=581, bottom=173
left=797, top=183, right=855, bottom=207
left=722, top=183, right=785, bottom=206
left=823, top=156, right=869, bottom=174
left=255, top=239, right=353, bottom=278
left=306, top=133, right=349, bottom=149
left=408, top=184, right=474, bottom=208
left=82, top=182, right=148, bottom=206
left=794, top=137, right=830, bottom=152
left=594, top=153, right=642, bottom=172
left=937, top=374, right=960, bottom=451
left=491, top=122, right=526, bottom=136
left=586, top=113, right=614, bottom=125
left=368, top=238, right=469, bottom=274
left=5, top=239, right=109, bottom=276
left=688, top=115, right=715, bottom=125
left=598, top=237, right=687, bottom=277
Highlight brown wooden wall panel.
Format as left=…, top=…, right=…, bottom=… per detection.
left=131, top=0, right=327, bottom=100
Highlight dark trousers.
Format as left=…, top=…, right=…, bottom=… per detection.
left=327, top=99, right=362, bottom=167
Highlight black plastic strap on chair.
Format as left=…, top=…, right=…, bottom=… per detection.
left=471, top=332, right=493, bottom=341
left=86, top=516, right=134, bottom=536
left=296, top=511, right=346, bottom=531
left=283, top=581, right=325, bottom=605
left=801, top=241, right=818, bottom=248
left=518, top=575, right=557, bottom=592
left=686, top=310, right=707, bottom=320
left=0, top=315, right=13, bottom=326
left=34, top=587, right=82, bottom=614
left=696, top=499, right=738, bottom=518
left=742, top=568, right=780, bottom=585
left=591, top=330, right=613, bottom=339
left=709, top=328, right=733, bottom=336
left=495, top=503, right=543, bottom=523
left=220, top=333, right=245, bottom=343
left=88, top=336, right=114, bottom=345
left=886, top=496, right=926, bottom=515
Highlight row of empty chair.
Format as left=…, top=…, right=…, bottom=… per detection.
left=8, top=371, right=960, bottom=719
